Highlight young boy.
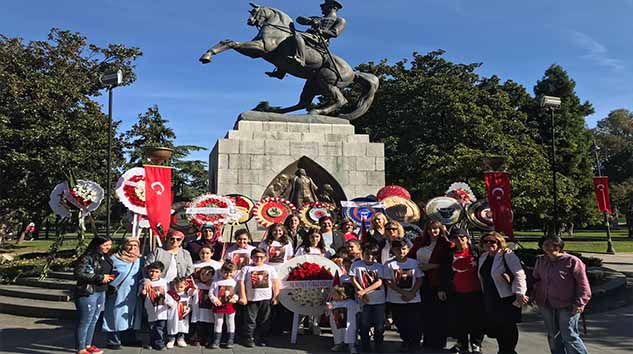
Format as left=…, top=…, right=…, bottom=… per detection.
left=346, top=240, right=362, bottom=262
left=349, top=244, right=386, bottom=352
left=141, top=261, right=176, bottom=350
left=238, top=248, right=280, bottom=347
left=326, top=285, right=359, bottom=354
left=384, top=240, right=424, bottom=352
left=210, top=262, right=239, bottom=348
left=166, top=277, right=195, bottom=348
left=190, top=266, right=216, bottom=347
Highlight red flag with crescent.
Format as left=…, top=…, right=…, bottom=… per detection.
left=593, top=176, right=612, bottom=214
left=484, top=172, right=514, bottom=240
left=144, top=165, right=173, bottom=240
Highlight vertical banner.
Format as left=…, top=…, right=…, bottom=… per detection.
left=593, top=176, right=612, bottom=214
left=144, top=165, right=173, bottom=240
left=484, top=171, right=514, bottom=240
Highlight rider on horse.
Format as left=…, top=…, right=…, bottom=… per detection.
left=266, top=0, right=346, bottom=79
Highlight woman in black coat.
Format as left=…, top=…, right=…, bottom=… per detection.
left=73, top=236, right=114, bottom=354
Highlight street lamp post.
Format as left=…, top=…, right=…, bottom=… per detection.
left=101, top=69, right=123, bottom=239
left=541, top=95, right=562, bottom=236
left=591, top=140, right=616, bottom=254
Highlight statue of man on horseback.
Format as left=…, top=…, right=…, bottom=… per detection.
left=199, top=1, right=378, bottom=120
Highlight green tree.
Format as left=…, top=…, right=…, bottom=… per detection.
left=594, top=109, right=633, bottom=237
left=524, top=65, right=599, bottom=234
left=0, top=29, right=141, bottom=230
left=123, top=105, right=208, bottom=202
left=349, top=51, right=551, bottom=229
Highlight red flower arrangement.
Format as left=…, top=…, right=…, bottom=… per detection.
left=68, top=188, right=91, bottom=207
left=123, top=175, right=146, bottom=208
left=286, top=262, right=333, bottom=281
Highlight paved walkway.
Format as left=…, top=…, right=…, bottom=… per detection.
left=1, top=305, right=632, bottom=354
left=587, top=252, right=633, bottom=274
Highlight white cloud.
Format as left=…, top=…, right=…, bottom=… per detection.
left=569, top=30, right=625, bottom=71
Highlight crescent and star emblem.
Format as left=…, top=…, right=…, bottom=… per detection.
left=492, top=187, right=505, bottom=200
left=151, top=182, right=165, bottom=195
left=597, top=184, right=605, bottom=191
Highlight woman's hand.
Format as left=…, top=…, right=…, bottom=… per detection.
left=515, top=293, right=529, bottom=305
left=102, top=274, right=116, bottom=284
left=143, top=280, right=152, bottom=295
left=212, top=298, right=222, bottom=306
left=239, top=297, right=248, bottom=305
left=272, top=296, right=279, bottom=305
left=572, top=305, right=584, bottom=314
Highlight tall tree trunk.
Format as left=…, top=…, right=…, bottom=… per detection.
left=627, top=198, right=633, bottom=238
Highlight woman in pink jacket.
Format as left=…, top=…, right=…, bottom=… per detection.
left=533, top=235, right=591, bottom=354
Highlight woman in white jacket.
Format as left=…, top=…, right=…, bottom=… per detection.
left=477, top=231, right=528, bottom=354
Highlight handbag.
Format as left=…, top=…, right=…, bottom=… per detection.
left=501, top=250, right=514, bottom=285
left=106, top=262, right=136, bottom=297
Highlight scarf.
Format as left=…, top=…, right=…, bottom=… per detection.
left=116, top=237, right=141, bottom=263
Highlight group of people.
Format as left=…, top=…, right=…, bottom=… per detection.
left=72, top=212, right=592, bottom=354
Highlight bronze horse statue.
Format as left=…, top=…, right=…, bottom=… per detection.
left=199, top=3, right=378, bottom=120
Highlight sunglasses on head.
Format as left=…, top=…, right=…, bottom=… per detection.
left=386, top=227, right=398, bottom=231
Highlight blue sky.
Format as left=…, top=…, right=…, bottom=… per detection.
left=3, top=0, right=632, bottom=163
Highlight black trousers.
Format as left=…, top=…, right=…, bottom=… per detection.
left=243, top=300, right=272, bottom=341
left=451, top=292, right=484, bottom=347
left=421, top=284, right=448, bottom=349
left=390, top=302, right=423, bottom=347
left=484, top=295, right=521, bottom=354
left=196, top=321, right=214, bottom=345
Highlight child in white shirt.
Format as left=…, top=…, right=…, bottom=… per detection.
left=141, top=261, right=176, bottom=350
left=238, top=248, right=280, bottom=347
left=166, top=276, right=195, bottom=349
left=193, top=246, right=222, bottom=279
left=190, top=266, right=216, bottom=347
left=326, top=285, right=359, bottom=354
left=209, top=263, right=239, bottom=348
left=294, top=229, right=334, bottom=258
left=257, top=223, right=294, bottom=266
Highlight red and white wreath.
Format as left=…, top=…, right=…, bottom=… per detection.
left=49, top=180, right=104, bottom=219
left=298, top=202, right=336, bottom=228
left=187, top=194, right=236, bottom=228
left=115, top=167, right=147, bottom=215
left=253, top=197, right=297, bottom=228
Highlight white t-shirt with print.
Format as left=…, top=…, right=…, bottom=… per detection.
left=258, top=240, right=294, bottom=265
left=225, top=244, right=255, bottom=274
left=240, top=264, right=279, bottom=302
left=142, top=278, right=175, bottom=322
left=349, top=260, right=386, bottom=305
left=383, top=258, right=423, bottom=304
left=190, top=282, right=214, bottom=323
left=167, top=291, right=193, bottom=335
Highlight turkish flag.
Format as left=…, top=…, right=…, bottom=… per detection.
left=484, top=171, right=514, bottom=240
left=144, top=165, right=173, bottom=240
left=593, top=176, right=612, bottom=214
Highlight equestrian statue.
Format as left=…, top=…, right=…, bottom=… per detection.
left=199, top=1, right=379, bottom=120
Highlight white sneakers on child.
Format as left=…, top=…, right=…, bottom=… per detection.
left=166, top=340, right=175, bottom=349
left=176, top=338, right=188, bottom=347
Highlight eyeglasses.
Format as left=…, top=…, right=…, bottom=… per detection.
left=482, top=239, right=498, bottom=245
left=169, top=238, right=183, bottom=242
left=386, top=228, right=398, bottom=231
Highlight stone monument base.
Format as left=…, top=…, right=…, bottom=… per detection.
left=208, top=111, right=385, bottom=237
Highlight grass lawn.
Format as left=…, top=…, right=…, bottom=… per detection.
left=515, top=229, right=630, bottom=239
left=514, top=240, right=633, bottom=254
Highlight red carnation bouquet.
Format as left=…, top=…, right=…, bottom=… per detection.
left=287, top=262, right=333, bottom=281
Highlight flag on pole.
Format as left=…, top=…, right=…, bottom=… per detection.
left=144, top=165, right=173, bottom=240
left=484, top=171, right=514, bottom=240
left=593, top=176, right=612, bottom=214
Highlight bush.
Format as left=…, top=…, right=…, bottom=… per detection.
left=514, top=248, right=602, bottom=267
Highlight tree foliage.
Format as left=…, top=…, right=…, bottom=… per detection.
left=594, top=109, right=633, bottom=237
left=123, top=105, right=208, bottom=202
left=0, top=29, right=141, bottom=226
left=350, top=51, right=553, bottom=229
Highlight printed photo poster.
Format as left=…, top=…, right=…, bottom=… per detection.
left=178, top=300, right=191, bottom=320
left=232, top=252, right=250, bottom=270
left=268, top=245, right=286, bottom=263
left=199, top=289, right=214, bottom=309
left=394, top=269, right=414, bottom=290
left=250, top=270, right=270, bottom=289
left=360, top=269, right=380, bottom=289
left=332, top=308, right=347, bottom=329
left=218, top=285, right=235, bottom=304
left=149, top=286, right=165, bottom=306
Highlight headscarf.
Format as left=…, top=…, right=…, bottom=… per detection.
left=116, top=237, right=141, bottom=263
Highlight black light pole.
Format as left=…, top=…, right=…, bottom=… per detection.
left=591, top=140, right=616, bottom=254
left=101, top=70, right=123, bottom=239
left=541, top=95, right=562, bottom=236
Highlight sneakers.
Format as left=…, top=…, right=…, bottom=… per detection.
left=165, top=340, right=175, bottom=349
left=243, top=338, right=255, bottom=348
left=449, top=344, right=464, bottom=353
left=86, top=346, right=103, bottom=354
left=176, top=338, right=188, bottom=347
left=471, top=343, right=483, bottom=354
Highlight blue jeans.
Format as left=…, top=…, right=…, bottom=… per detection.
left=359, top=303, right=385, bottom=348
left=540, top=305, right=588, bottom=354
left=75, top=291, right=106, bottom=350
left=150, top=320, right=167, bottom=349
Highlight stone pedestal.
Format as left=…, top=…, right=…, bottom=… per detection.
left=208, top=112, right=385, bottom=202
